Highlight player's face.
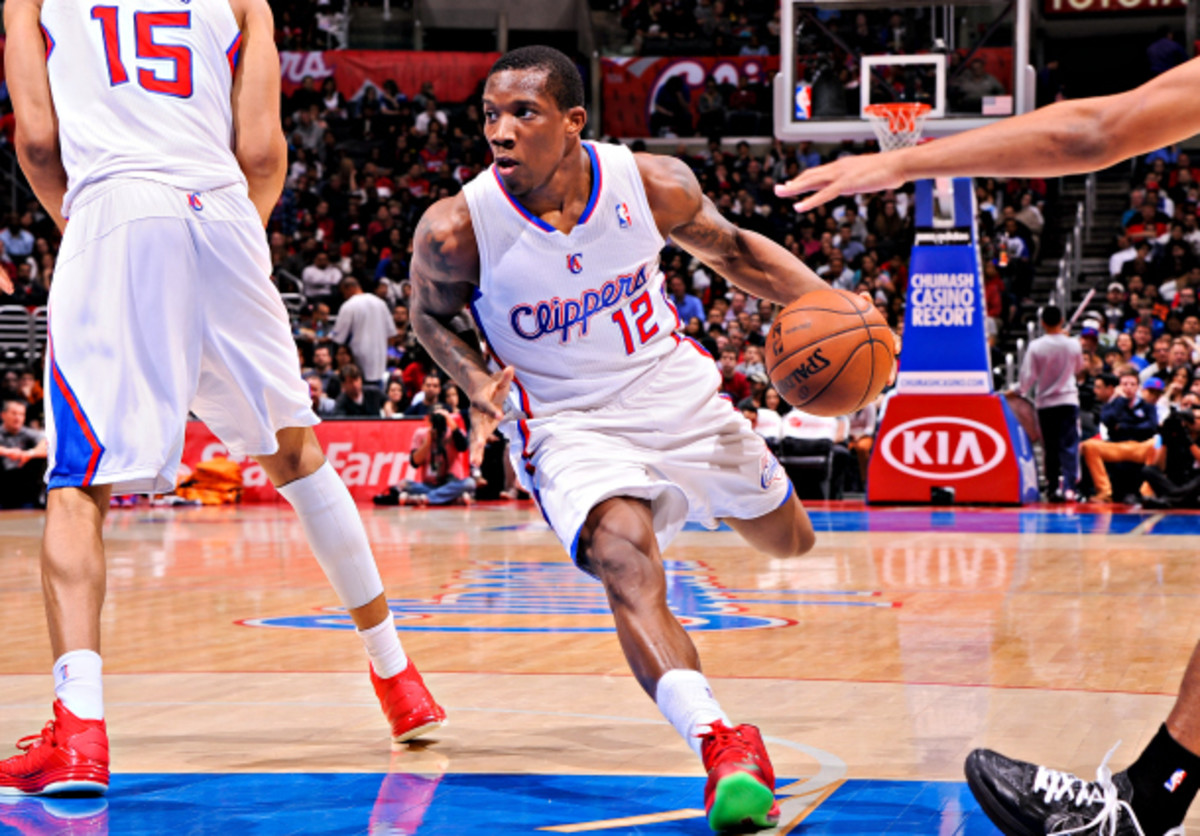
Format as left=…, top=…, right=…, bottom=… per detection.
left=483, top=69, right=586, bottom=197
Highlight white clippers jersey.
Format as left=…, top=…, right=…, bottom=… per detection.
left=40, top=0, right=247, bottom=217
left=463, top=141, right=685, bottom=417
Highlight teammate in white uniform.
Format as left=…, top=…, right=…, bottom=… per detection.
left=411, top=47, right=827, bottom=833
left=1, top=0, right=442, bottom=797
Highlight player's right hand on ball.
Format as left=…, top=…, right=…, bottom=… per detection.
left=468, top=366, right=515, bottom=467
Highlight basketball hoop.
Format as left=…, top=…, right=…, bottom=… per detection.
left=863, top=103, right=932, bottom=153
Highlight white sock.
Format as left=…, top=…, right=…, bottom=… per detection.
left=276, top=462, right=385, bottom=610
left=54, top=650, right=104, bottom=721
left=655, top=669, right=730, bottom=756
left=358, top=615, right=408, bottom=679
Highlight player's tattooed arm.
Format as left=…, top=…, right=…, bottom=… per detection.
left=636, top=154, right=829, bottom=305
left=410, top=195, right=497, bottom=402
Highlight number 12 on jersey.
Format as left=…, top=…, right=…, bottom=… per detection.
left=91, top=6, right=193, bottom=98
left=611, top=290, right=660, bottom=355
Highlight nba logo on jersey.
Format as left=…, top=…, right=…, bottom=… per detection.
left=615, top=202, right=632, bottom=229
left=567, top=253, right=583, bottom=274
left=188, top=193, right=204, bottom=212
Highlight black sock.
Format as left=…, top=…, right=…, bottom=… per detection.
left=1126, top=724, right=1200, bottom=834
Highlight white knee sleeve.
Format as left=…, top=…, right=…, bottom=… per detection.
left=276, top=461, right=384, bottom=610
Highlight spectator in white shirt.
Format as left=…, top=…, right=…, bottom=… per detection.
left=1109, top=236, right=1137, bottom=278
left=817, top=252, right=856, bottom=291
left=329, top=277, right=397, bottom=388
left=414, top=99, right=448, bottom=135
left=301, top=251, right=343, bottom=302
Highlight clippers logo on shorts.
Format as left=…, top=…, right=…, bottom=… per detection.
left=567, top=253, right=583, bottom=274
left=188, top=193, right=204, bottom=212
left=509, top=262, right=650, bottom=343
left=1166, top=769, right=1187, bottom=793
left=760, top=450, right=784, bottom=490
left=616, top=202, right=632, bottom=228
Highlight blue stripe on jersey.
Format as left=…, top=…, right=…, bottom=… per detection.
left=40, top=23, right=56, bottom=60
left=577, top=142, right=601, bottom=225
left=492, top=142, right=602, bottom=234
left=226, top=31, right=243, bottom=74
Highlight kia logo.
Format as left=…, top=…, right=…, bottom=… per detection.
left=879, top=416, right=1006, bottom=480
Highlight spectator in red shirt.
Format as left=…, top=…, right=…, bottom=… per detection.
left=1127, top=201, right=1170, bottom=243
left=718, top=347, right=750, bottom=402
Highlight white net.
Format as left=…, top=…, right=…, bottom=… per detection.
left=864, top=104, right=931, bottom=152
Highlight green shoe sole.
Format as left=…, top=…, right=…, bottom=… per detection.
left=706, top=772, right=778, bottom=833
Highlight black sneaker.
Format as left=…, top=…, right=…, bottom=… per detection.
left=964, top=746, right=1186, bottom=835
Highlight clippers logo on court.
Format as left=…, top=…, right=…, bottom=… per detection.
left=615, top=202, right=632, bottom=228
left=1166, top=770, right=1187, bottom=793
left=879, top=416, right=1007, bottom=480
left=241, top=559, right=810, bottom=634
left=188, top=193, right=203, bottom=212
left=567, top=253, right=583, bottom=274
left=509, top=263, right=650, bottom=343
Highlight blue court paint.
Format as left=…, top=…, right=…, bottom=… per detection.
left=243, top=558, right=894, bottom=635
left=0, top=774, right=1000, bottom=835
left=683, top=509, right=1156, bottom=535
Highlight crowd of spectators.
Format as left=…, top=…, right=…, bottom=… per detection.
left=620, top=0, right=781, bottom=57
left=0, top=46, right=1054, bottom=501
left=1057, top=146, right=1200, bottom=505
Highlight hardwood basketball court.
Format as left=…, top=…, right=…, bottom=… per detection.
left=1, top=500, right=1195, bottom=834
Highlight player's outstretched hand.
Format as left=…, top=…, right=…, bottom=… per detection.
left=468, top=366, right=515, bottom=467
left=774, top=153, right=907, bottom=212
left=0, top=263, right=12, bottom=296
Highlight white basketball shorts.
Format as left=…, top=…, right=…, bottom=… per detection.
left=504, top=338, right=793, bottom=566
left=46, top=178, right=316, bottom=495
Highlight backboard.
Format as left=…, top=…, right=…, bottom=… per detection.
left=773, top=0, right=1034, bottom=143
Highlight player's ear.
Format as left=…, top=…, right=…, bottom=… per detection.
left=564, top=106, right=587, bottom=137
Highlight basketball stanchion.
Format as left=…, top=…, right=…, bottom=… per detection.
left=865, top=109, right=1038, bottom=505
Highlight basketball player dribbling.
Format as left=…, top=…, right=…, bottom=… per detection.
left=1, top=0, right=443, bottom=796
left=776, top=56, right=1200, bottom=836
left=410, top=46, right=830, bottom=832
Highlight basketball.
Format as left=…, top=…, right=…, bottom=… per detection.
left=765, top=288, right=895, bottom=416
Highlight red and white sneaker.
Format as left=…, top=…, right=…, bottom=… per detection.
left=0, top=701, right=109, bottom=796
left=371, top=663, right=447, bottom=744
left=700, top=721, right=779, bottom=833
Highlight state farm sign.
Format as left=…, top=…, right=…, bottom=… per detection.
left=1045, top=0, right=1184, bottom=13
left=879, top=416, right=1007, bottom=480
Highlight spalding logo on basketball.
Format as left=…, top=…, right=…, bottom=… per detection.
left=766, top=288, right=896, bottom=416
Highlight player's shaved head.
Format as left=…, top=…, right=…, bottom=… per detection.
left=487, top=46, right=583, bottom=113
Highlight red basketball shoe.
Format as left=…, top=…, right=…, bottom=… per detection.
left=0, top=701, right=109, bottom=796
left=700, top=721, right=780, bottom=833
left=370, top=663, right=447, bottom=744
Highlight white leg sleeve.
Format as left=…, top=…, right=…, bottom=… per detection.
left=276, top=461, right=384, bottom=610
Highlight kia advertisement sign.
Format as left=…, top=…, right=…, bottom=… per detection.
left=868, top=395, right=1038, bottom=504
left=180, top=419, right=462, bottom=503
left=879, top=416, right=1007, bottom=480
